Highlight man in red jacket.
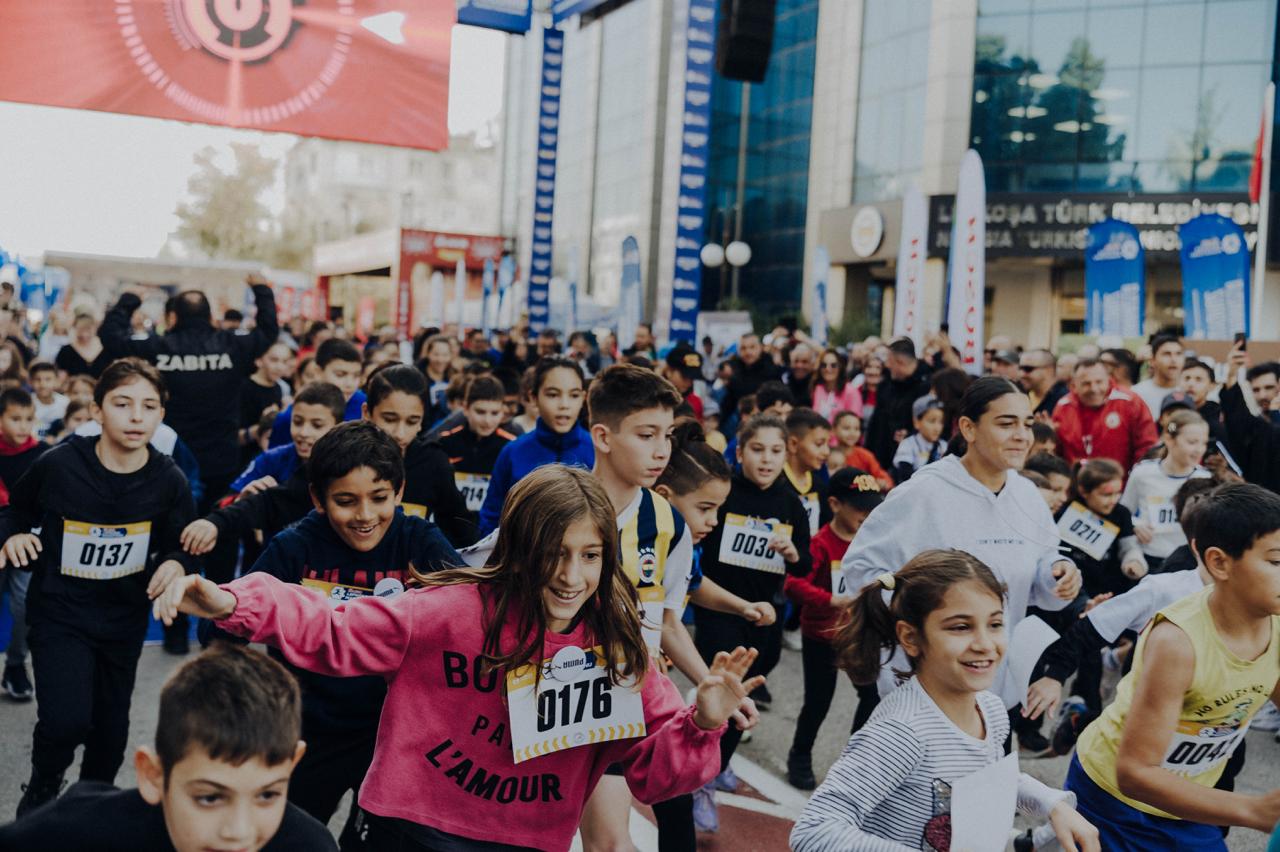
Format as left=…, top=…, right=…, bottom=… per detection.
left=1053, top=357, right=1157, bottom=470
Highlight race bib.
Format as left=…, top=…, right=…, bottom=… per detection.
left=718, top=514, right=792, bottom=574
left=800, top=493, right=820, bottom=536
left=1144, top=495, right=1179, bottom=533
left=402, top=502, right=435, bottom=523
left=454, top=472, right=491, bottom=513
left=507, top=645, right=645, bottom=764
left=1057, top=502, right=1119, bottom=562
left=60, top=520, right=150, bottom=580
left=1161, top=718, right=1250, bottom=776
left=301, top=576, right=404, bottom=607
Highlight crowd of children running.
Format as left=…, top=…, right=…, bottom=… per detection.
left=0, top=288, right=1277, bottom=851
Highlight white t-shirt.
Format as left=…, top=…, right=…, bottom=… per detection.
left=1131, top=379, right=1179, bottom=420
left=1120, top=459, right=1211, bottom=559
left=1087, top=569, right=1206, bottom=643
left=34, top=393, right=68, bottom=439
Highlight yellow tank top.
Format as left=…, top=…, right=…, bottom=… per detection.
left=1077, top=585, right=1280, bottom=818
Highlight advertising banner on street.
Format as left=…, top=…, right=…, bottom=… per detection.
left=458, top=0, right=532, bottom=33
left=946, top=150, right=986, bottom=374
left=618, top=237, right=643, bottom=350
left=497, top=255, right=516, bottom=329
left=480, top=258, right=495, bottom=339
left=527, top=26, right=564, bottom=333
left=1180, top=213, right=1251, bottom=339
left=894, top=186, right=928, bottom=353
left=811, top=246, right=829, bottom=347
left=0, top=1, right=453, bottom=150
left=667, top=0, right=717, bottom=344
left=1085, top=219, right=1145, bottom=338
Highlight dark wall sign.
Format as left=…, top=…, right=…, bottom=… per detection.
left=927, top=193, right=1259, bottom=259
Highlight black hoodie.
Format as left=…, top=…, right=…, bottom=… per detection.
left=98, top=284, right=278, bottom=480
left=0, top=436, right=198, bottom=633
left=865, top=360, right=933, bottom=469
left=699, top=473, right=812, bottom=605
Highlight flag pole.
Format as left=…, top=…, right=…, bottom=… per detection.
left=1252, top=81, right=1274, bottom=336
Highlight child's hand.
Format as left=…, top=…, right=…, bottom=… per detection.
left=1121, top=559, right=1148, bottom=580
left=1048, top=801, right=1100, bottom=851
left=693, top=646, right=765, bottom=731
left=1081, top=592, right=1113, bottom=615
left=1133, top=524, right=1154, bottom=545
left=768, top=534, right=799, bottom=564
left=0, top=533, right=41, bottom=569
left=151, top=573, right=237, bottom=626
left=729, top=694, right=760, bottom=730
left=1023, top=676, right=1063, bottom=721
left=146, top=560, right=185, bottom=599
left=1052, top=560, right=1081, bottom=600
left=829, top=594, right=855, bottom=609
left=239, top=475, right=278, bottom=497
left=741, top=601, right=776, bottom=626
left=180, top=519, right=219, bottom=555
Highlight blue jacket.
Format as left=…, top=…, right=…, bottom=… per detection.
left=267, top=390, right=366, bottom=449
left=231, top=443, right=301, bottom=493
left=477, top=418, right=594, bottom=535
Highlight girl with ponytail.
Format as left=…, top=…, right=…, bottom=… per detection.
left=792, top=550, right=1099, bottom=852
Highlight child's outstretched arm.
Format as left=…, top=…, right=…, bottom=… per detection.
left=152, top=572, right=412, bottom=679
left=1115, top=620, right=1280, bottom=831
left=690, top=577, right=776, bottom=625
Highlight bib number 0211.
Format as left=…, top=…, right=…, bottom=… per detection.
left=537, top=678, right=612, bottom=733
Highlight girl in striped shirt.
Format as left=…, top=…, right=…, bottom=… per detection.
left=791, top=550, right=1098, bottom=852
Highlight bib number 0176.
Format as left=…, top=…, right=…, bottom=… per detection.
left=537, top=678, right=613, bottom=733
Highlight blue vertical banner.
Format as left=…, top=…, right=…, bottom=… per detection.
left=457, top=0, right=532, bottom=33
left=618, top=236, right=643, bottom=350
left=552, top=0, right=610, bottom=24
left=811, top=245, right=829, bottom=347
left=1180, top=213, right=1251, bottom=340
left=480, top=257, right=495, bottom=339
left=1085, top=219, right=1145, bottom=339
left=496, top=254, right=515, bottom=327
left=667, top=0, right=717, bottom=344
left=527, top=26, right=564, bottom=333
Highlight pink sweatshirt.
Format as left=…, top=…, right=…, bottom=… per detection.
left=812, top=382, right=863, bottom=424
left=219, top=573, right=724, bottom=851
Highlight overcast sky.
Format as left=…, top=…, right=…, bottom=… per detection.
left=0, top=25, right=506, bottom=263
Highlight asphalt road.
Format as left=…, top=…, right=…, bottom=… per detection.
left=0, top=641, right=1276, bottom=850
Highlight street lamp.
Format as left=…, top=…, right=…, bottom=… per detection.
left=725, top=241, right=752, bottom=268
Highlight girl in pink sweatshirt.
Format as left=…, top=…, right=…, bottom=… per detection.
left=152, top=465, right=759, bottom=852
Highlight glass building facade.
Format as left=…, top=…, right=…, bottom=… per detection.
left=852, top=1, right=934, bottom=202
left=702, top=0, right=819, bottom=314
left=971, top=0, right=1275, bottom=194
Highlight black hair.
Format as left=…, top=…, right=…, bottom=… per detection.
left=307, top=420, right=405, bottom=500
left=755, top=380, right=795, bottom=412
left=315, top=338, right=362, bottom=369
left=533, top=356, right=585, bottom=394
left=491, top=366, right=521, bottom=396
left=946, top=376, right=1022, bottom=456
left=588, top=363, right=682, bottom=430
left=1246, top=361, right=1280, bottom=384
left=1031, top=421, right=1057, bottom=444
left=1192, top=483, right=1280, bottom=561
left=302, top=321, right=331, bottom=347
left=28, top=361, right=57, bottom=379
left=785, top=407, right=831, bottom=439
left=832, top=409, right=862, bottom=427
left=0, top=386, right=33, bottom=415
left=1149, top=332, right=1183, bottom=357
left=364, top=363, right=427, bottom=411
left=223, top=309, right=244, bottom=322
left=292, top=381, right=346, bottom=424
left=737, top=412, right=787, bottom=445
left=1173, top=475, right=1221, bottom=527
left=1101, top=348, right=1138, bottom=384
left=156, top=643, right=300, bottom=778
left=657, top=417, right=732, bottom=495
left=465, top=375, right=505, bottom=406
left=164, top=290, right=212, bottom=328
left=887, top=337, right=916, bottom=359
left=1181, top=358, right=1213, bottom=380
left=93, top=357, right=168, bottom=407
left=1025, top=450, right=1072, bottom=480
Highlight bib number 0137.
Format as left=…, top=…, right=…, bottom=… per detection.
left=537, top=678, right=612, bottom=733
left=78, top=541, right=134, bottom=569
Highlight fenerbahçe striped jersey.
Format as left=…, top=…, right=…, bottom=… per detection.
left=1077, top=585, right=1280, bottom=818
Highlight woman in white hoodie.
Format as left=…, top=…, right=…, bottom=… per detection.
left=838, top=376, right=1082, bottom=727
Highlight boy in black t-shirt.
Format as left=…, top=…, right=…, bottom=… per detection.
left=0, top=387, right=48, bottom=701
left=434, top=375, right=516, bottom=523
left=0, top=643, right=336, bottom=852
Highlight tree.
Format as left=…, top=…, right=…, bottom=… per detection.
left=173, top=143, right=280, bottom=262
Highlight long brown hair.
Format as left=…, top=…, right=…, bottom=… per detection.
left=414, top=466, right=648, bottom=685
left=834, top=549, right=1005, bottom=685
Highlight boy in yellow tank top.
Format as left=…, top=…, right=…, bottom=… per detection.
left=1068, top=483, right=1280, bottom=850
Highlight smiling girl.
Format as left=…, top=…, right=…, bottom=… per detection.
left=152, top=465, right=754, bottom=852
left=0, top=358, right=200, bottom=816
left=791, top=550, right=1098, bottom=852
left=1121, top=409, right=1211, bottom=573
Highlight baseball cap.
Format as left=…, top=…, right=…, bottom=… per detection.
left=665, top=345, right=704, bottom=381
left=992, top=349, right=1020, bottom=366
left=911, top=394, right=944, bottom=419
left=829, top=467, right=884, bottom=512
left=1159, top=390, right=1195, bottom=415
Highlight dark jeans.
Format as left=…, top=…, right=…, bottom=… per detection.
left=652, top=794, right=695, bottom=852
left=851, top=682, right=880, bottom=733
left=29, top=617, right=146, bottom=782
left=791, top=636, right=838, bottom=757
left=692, top=608, right=773, bottom=772
left=288, top=725, right=378, bottom=851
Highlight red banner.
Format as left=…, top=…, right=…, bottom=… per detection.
left=0, top=1, right=453, bottom=150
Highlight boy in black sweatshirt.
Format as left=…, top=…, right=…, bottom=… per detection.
left=0, top=387, right=47, bottom=700
left=433, top=375, right=516, bottom=524
left=209, top=421, right=461, bottom=850
left=0, top=359, right=199, bottom=816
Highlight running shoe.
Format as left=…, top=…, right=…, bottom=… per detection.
left=1017, top=727, right=1051, bottom=756
left=1251, top=701, right=1280, bottom=732
left=751, top=684, right=773, bottom=711
left=691, top=782, right=719, bottom=832
left=2, top=664, right=33, bottom=701
left=712, top=766, right=740, bottom=793
left=1051, top=695, right=1090, bottom=756
left=783, top=628, right=803, bottom=652
left=787, top=748, right=816, bottom=791
left=1100, top=646, right=1121, bottom=672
